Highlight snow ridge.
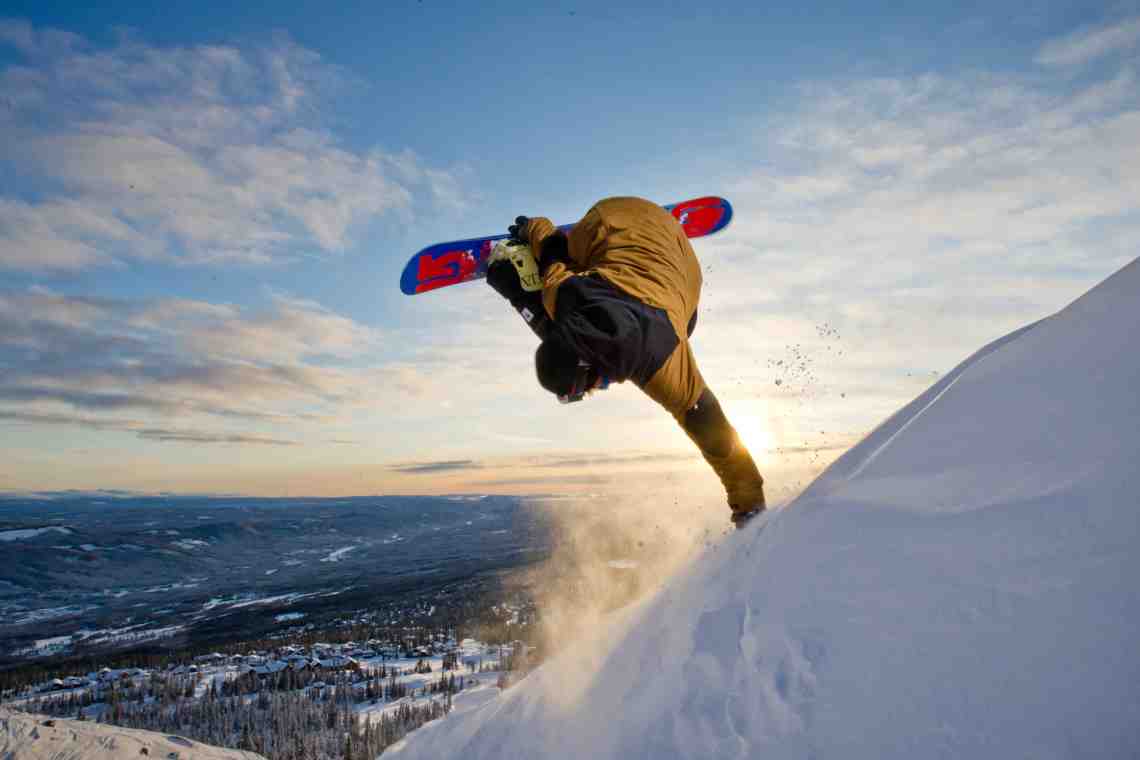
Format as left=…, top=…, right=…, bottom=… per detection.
left=841, top=318, right=1040, bottom=483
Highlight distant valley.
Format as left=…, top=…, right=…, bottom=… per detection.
left=0, top=495, right=553, bottom=665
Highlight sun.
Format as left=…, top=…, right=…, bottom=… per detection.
left=728, top=401, right=774, bottom=465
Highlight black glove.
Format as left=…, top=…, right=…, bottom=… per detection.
left=487, top=256, right=526, bottom=303
left=507, top=215, right=570, bottom=275
left=487, top=255, right=551, bottom=341
left=508, top=215, right=529, bottom=243
left=538, top=231, right=571, bottom=276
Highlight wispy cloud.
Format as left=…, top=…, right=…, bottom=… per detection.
left=387, top=459, right=484, bottom=474
left=0, top=21, right=462, bottom=270
left=383, top=451, right=707, bottom=477
left=529, top=452, right=697, bottom=470
left=134, top=430, right=296, bottom=446
left=0, top=288, right=386, bottom=444
left=0, top=410, right=297, bottom=446
left=694, top=53, right=1140, bottom=429
left=474, top=473, right=613, bottom=488
left=1035, top=16, right=1140, bottom=67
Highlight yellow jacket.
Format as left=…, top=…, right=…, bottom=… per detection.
left=526, top=197, right=706, bottom=418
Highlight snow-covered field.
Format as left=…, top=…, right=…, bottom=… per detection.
left=0, top=527, right=71, bottom=542
left=390, top=258, right=1140, bottom=759
left=7, top=605, right=98, bottom=627
left=320, top=545, right=359, bottom=562
left=0, top=706, right=266, bottom=760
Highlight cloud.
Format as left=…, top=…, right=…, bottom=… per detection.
left=0, top=22, right=461, bottom=270
left=529, top=452, right=698, bottom=469
left=0, top=410, right=297, bottom=446
left=0, top=199, right=130, bottom=269
left=386, top=459, right=484, bottom=474
left=0, top=386, right=184, bottom=413
left=0, top=288, right=386, bottom=444
left=710, top=63, right=1140, bottom=343
left=134, top=429, right=296, bottom=445
left=1035, top=16, right=1140, bottom=67
left=383, top=452, right=706, bottom=477
left=474, top=473, right=613, bottom=488
left=174, top=292, right=380, bottom=363
left=667, top=42, right=1140, bottom=459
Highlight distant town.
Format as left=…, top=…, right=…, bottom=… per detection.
left=2, top=595, right=542, bottom=759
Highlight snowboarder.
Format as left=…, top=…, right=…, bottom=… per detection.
left=487, top=196, right=765, bottom=523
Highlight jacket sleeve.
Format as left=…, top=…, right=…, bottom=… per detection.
left=526, top=206, right=609, bottom=320
left=524, top=216, right=576, bottom=320
left=525, top=216, right=558, bottom=255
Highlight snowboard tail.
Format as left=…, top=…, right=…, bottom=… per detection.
left=400, top=196, right=733, bottom=295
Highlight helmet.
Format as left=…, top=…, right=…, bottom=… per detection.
left=535, top=336, right=607, bottom=403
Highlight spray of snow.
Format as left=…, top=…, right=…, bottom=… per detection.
left=516, top=485, right=724, bottom=711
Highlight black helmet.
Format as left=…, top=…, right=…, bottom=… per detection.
left=535, top=335, right=597, bottom=403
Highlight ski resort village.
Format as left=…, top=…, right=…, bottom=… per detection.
left=2, top=632, right=535, bottom=758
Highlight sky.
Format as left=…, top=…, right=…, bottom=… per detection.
left=1, top=1, right=1138, bottom=499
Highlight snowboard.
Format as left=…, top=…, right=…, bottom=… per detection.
left=400, top=196, right=733, bottom=295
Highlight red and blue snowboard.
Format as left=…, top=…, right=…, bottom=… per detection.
left=400, top=196, right=733, bottom=295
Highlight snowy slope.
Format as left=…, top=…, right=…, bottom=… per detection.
left=390, top=257, right=1140, bottom=760
left=0, top=707, right=266, bottom=760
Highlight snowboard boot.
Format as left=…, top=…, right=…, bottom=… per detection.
left=681, top=389, right=766, bottom=520
left=706, top=436, right=766, bottom=524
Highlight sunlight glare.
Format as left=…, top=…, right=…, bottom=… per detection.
left=726, top=400, right=775, bottom=466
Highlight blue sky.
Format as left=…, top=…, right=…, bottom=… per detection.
left=2, top=1, right=1139, bottom=500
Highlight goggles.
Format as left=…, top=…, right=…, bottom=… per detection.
left=558, top=361, right=611, bottom=404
